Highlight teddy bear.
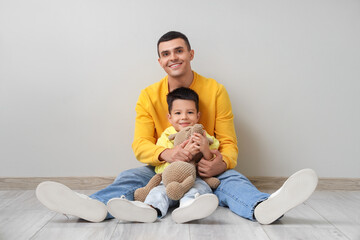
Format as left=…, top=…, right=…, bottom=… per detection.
left=134, top=124, right=220, bottom=202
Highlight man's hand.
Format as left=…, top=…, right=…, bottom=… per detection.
left=159, top=140, right=193, bottom=163
left=197, top=149, right=227, bottom=177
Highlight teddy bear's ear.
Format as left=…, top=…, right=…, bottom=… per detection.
left=192, top=124, right=204, bottom=134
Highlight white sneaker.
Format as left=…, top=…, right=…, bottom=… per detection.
left=254, top=168, right=318, bottom=224
left=171, top=193, right=219, bottom=224
left=36, top=181, right=107, bottom=222
left=107, top=197, right=157, bottom=223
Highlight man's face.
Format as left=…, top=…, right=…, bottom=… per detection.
left=158, top=38, right=194, bottom=79
left=168, top=99, right=200, bottom=131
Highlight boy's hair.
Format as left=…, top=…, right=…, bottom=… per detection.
left=157, top=31, right=191, bottom=57
left=167, top=87, right=199, bottom=113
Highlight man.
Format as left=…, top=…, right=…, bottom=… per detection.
left=36, top=31, right=318, bottom=224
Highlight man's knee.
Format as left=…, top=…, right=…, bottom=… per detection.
left=216, top=170, right=251, bottom=187
left=218, top=169, right=242, bottom=179
left=115, top=166, right=156, bottom=182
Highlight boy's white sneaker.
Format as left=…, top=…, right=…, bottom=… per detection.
left=36, top=181, right=107, bottom=222
left=107, top=197, right=157, bottom=223
left=171, top=193, right=219, bottom=224
left=254, top=168, right=318, bottom=224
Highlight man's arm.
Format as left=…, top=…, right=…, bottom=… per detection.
left=132, top=90, right=166, bottom=166
left=198, top=85, right=238, bottom=177
left=214, top=85, right=238, bottom=169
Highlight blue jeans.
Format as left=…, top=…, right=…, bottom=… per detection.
left=144, top=177, right=213, bottom=218
left=214, top=170, right=269, bottom=220
left=90, top=166, right=269, bottom=221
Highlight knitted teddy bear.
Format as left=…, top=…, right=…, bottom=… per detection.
left=134, top=124, right=220, bottom=202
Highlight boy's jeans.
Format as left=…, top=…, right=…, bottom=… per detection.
left=144, top=177, right=213, bottom=218
left=90, top=165, right=269, bottom=220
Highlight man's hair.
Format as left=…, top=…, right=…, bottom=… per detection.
left=157, top=31, right=191, bottom=57
left=167, top=87, right=199, bottom=113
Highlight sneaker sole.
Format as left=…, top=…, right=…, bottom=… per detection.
left=107, top=198, right=157, bottom=223
left=36, top=181, right=107, bottom=222
left=172, top=193, right=219, bottom=224
left=254, top=168, right=318, bottom=224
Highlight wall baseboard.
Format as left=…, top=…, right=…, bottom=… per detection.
left=0, top=177, right=115, bottom=190
left=248, top=176, right=360, bottom=191
left=1, top=176, right=359, bottom=191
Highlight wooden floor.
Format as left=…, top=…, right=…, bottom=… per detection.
left=0, top=190, right=359, bottom=240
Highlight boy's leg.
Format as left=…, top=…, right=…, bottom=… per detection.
left=106, top=195, right=158, bottom=223
left=107, top=183, right=177, bottom=222
left=36, top=165, right=156, bottom=222
left=171, top=178, right=219, bottom=223
left=106, top=184, right=168, bottom=223
left=215, top=169, right=318, bottom=224
left=144, top=184, right=175, bottom=218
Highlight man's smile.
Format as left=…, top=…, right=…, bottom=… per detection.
left=169, top=62, right=182, bottom=69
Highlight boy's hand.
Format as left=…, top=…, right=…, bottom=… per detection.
left=159, top=140, right=193, bottom=163
left=197, top=149, right=227, bottom=177
left=184, top=137, right=201, bottom=157
left=191, top=132, right=209, bottom=152
left=191, top=132, right=213, bottom=160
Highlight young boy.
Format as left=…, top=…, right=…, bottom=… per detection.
left=107, top=87, right=220, bottom=223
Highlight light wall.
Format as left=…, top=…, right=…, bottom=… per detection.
left=1, top=0, right=359, bottom=178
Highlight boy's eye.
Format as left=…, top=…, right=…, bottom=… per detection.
left=174, top=112, right=181, bottom=115
left=188, top=111, right=194, bottom=114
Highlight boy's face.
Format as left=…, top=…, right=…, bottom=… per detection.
left=158, top=38, right=194, bottom=79
left=168, top=99, right=200, bottom=131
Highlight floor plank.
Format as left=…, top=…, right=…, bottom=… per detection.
left=1, top=190, right=359, bottom=240
left=29, top=190, right=118, bottom=240
left=110, top=210, right=191, bottom=240
left=0, top=190, right=24, bottom=209
left=306, top=191, right=360, bottom=240
left=189, top=207, right=270, bottom=240
left=0, top=191, right=56, bottom=240
left=260, top=203, right=349, bottom=240
left=31, top=215, right=118, bottom=240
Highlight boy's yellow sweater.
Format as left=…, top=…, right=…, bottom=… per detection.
left=154, top=126, right=220, bottom=173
